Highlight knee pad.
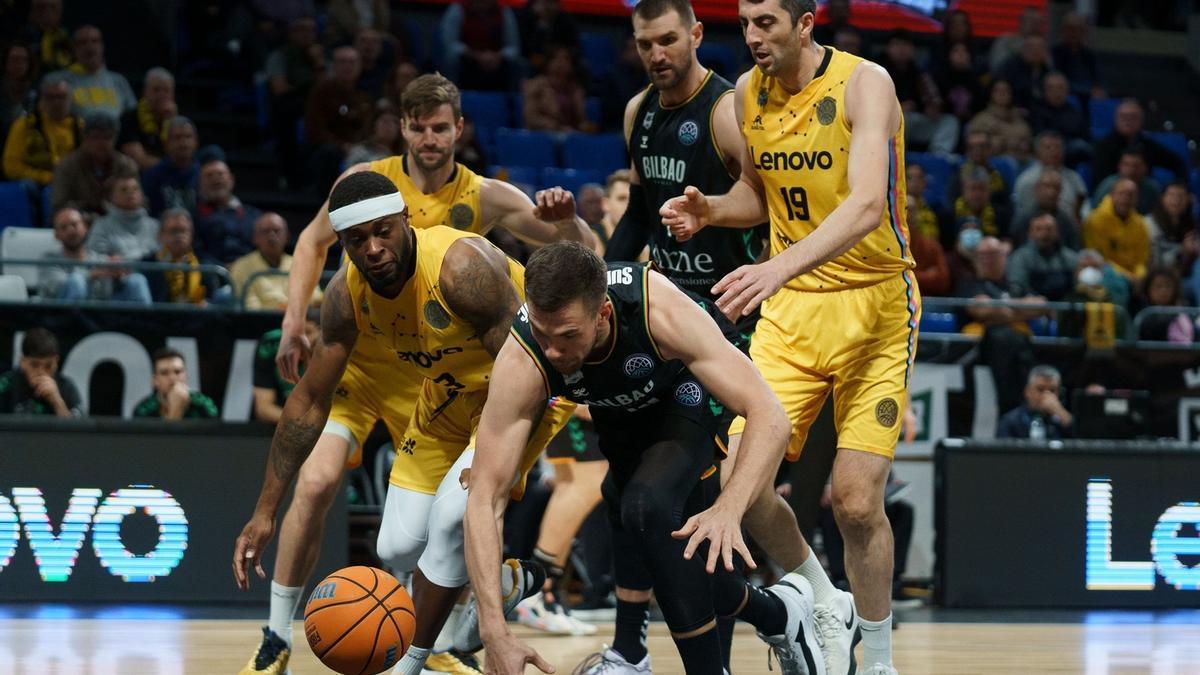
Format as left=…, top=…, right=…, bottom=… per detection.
left=416, top=449, right=472, bottom=588
left=376, top=486, right=435, bottom=574
left=619, top=479, right=674, bottom=541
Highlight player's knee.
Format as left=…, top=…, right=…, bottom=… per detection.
left=831, top=488, right=883, bottom=533
left=375, top=516, right=427, bottom=573
left=294, top=464, right=342, bottom=511
left=619, top=480, right=673, bottom=541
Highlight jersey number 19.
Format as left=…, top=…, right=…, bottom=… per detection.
left=779, top=186, right=810, bottom=221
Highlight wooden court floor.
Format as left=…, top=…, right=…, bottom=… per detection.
left=0, top=619, right=1199, bottom=674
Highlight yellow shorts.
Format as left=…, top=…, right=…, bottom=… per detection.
left=729, top=272, right=920, bottom=460
left=388, top=380, right=576, bottom=496
left=328, top=357, right=421, bottom=468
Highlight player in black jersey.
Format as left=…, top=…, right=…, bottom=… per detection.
left=464, top=242, right=825, bottom=675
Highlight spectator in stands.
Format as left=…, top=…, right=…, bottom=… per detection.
left=997, top=34, right=1051, bottom=110
left=967, top=79, right=1032, bottom=160
left=956, top=235, right=1042, bottom=412
left=518, top=0, right=579, bottom=74
left=50, top=111, right=137, bottom=217
left=1093, top=99, right=1187, bottom=181
left=0, top=327, right=82, bottom=417
left=22, top=0, right=73, bottom=73
left=265, top=16, right=324, bottom=184
left=988, top=6, right=1044, bottom=74
left=1007, top=212, right=1079, bottom=301
left=1135, top=267, right=1193, bottom=343
left=86, top=175, right=159, bottom=260
left=1052, top=12, right=1105, bottom=101
left=345, top=100, right=403, bottom=166
left=230, top=212, right=322, bottom=310
left=142, top=208, right=227, bottom=306
left=1059, top=250, right=1131, bottom=341
left=305, top=45, right=373, bottom=192
left=905, top=163, right=945, bottom=242
left=193, top=159, right=262, bottom=264
left=948, top=219, right=982, bottom=289
left=935, top=43, right=986, bottom=125
left=599, top=36, right=647, bottom=128
left=933, top=9, right=977, bottom=69
left=324, top=0, right=389, bottom=49
left=907, top=194, right=951, bottom=296
left=1074, top=248, right=1132, bottom=309
left=253, top=307, right=321, bottom=423
left=56, top=26, right=136, bottom=119
left=813, top=0, right=850, bottom=45
left=118, top=68, right=177, bottom=171
left=352, top=28, right=395, bottom=99
left=1147, top=182, right=1198, bottom=274
left=442, top=0, right=521, bottom=92
left=949, top=129, right=1009, bottom=207
left=1, top=44, right=35, bottom=146
left=3, top=75, right=77, bottom=187
left=132, top=347, right=219, bottom=420
left=955, top=166, right=1008, bottom=238
left=996, top=365, right=1074, bottom=439
left=141, top=116, right=199, bottom=216
left=881, top=30, right=959, bottom=155
left=382, top=59, right=421, bottom=109
left=832, top=26, right=863, bottom=57
left=576, top=182, right=605, bottom=231
left=1011, top=168, right=1081, bottom=249
left=1013, top=131, right=1088, bottom=221
left=523, top=44, right=592, bottom=132
left=1092, top=147, right=1161, bottom=215
left=1084, top=178, right=1150, bottom=281
left=593, top=169, right=631, bottom=254
left=454, top=116, right=486, bottom=174
left=42, top=206, right=152, bottom=304
left=1029, top=72, right=1090, bottom=159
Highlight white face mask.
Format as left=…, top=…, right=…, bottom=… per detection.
left=1078, top=266, right=1103, bottom=287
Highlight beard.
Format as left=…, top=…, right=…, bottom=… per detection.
left=649, top=53, right=691, bottom=91
left=409, top=147, right=453, bottom=173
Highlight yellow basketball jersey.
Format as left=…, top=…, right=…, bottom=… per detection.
left=742, top=47, right=914, bottom=292
left=345, top=226, right=523, bottom=393
left=369, top=156, right=486, bottom=233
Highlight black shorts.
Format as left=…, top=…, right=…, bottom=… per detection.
left=545, top=416, right=607, bottom=463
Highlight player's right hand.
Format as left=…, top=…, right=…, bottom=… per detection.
left=276, top=325, right=313, bottom=384
left=660, top=185, right=709, bottom=242
left=483, top=633, right=555, bottom=675
left=233, top=511, right=275, bottom=591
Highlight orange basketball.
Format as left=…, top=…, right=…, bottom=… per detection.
left=304, top=566, right=416, bottom=675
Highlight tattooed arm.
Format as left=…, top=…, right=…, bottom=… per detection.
left=440, top=238, right=523, bottom=358
left=233, top=268, right=358, bottom=589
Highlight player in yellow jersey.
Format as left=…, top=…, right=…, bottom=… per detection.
left=234, top=74, right=594, bottom=675
left=661, top=1, right=918, bottom=673
left=234, top=172, right=576, bottom=675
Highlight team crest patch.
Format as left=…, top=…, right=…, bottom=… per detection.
left=423, top=300, right=451, bottom=329
left=677, top=120, right=699, bottom=146
left=450, top=203, right=474, bottom=229
left=623, top=353, right=654, bottom=378
left=674, top=381, right=703, bottom=407
left=642, top=110, right=655, bottom=130
left=876, top=398, right=899, bottom=427
left=816, top=96, right=837, bottom=126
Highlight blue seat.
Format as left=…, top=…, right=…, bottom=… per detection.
left=487, top=165, right=539, bottom=199
left=542, top=167, right=606, bottom=197
left=989, top=156, right=1019, bottom=191
left=460, top=90, right=512, bottom=131
left=1145, top=131, right=1191, bottom=176
left=905, top=152, right=955, bottom=210
left=41, top=185, right=52, bottom=227
left=1089, top=98, right=1119, bottom=140
left=562, top=132, right=626, bottom=174
left=919, top=312, right=959, bottom=334
left=1075, top=163, right=1093, bottom=191
left=698, top=42, right=739, bottom=80
left=1029, top=317, right=1057, bottom=337
left=1151, top=166, right=1177, bottom=191
left=0, top=182, right=34, bottom=236
left=579, top=32, right=617, bottom=78
left=585, top=97, right=602, bottom=127
left=495, top=128, right=556, bottom=170
left=509, top=93, right=525, bottom=129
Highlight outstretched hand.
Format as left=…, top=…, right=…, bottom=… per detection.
left=711, top=262, right=786, bottom=322
left=232, top=511, right=275, bottom=590
left=672, top=502, right=756, bottom=573
left=660, top=186, right=710, bottom=242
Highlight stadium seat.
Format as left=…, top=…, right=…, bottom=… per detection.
left=585, top=97, right=602, bottom=127
left=919, top=311, right=958, bottom=334
left=509, top=94, right=525, bottom=129
left=542, top=167, right=607, bottom=197
left=460, top=90, right=512, bottom=131
left=1029, top=316, right=1057, bottom=337
left=0, top=182, right=34, bottom=235
left=1075, top=163, right=1093, bottom=191
left=0, top=226, right=57, bottom=293
left=0, top=275, right=28, bottom=301
left=487, top=165, right=539, bottom=199
left=579, top=32, right=617, bottom=78
left=495, top=128, right=556, bottom=170
left=41, top=185, right=52, bottom=227
left=905, top=152, right=955, bottom=210
left=1152, top=167, right=1177, bottom=191
left=562, top=132, right=626, bottom=174
left=1089, top=98, right=1118, bottom=140
left=1145, top=131, right=1191, bottom=176
left=990, top=156, right=1019, bottom=190
left=698, top=42, right=739, bottom=80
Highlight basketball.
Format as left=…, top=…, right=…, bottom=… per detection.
left=303, top=566, right=416, bottom=675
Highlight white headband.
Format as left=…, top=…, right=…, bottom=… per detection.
left=329, top=193, right=406, bottom=232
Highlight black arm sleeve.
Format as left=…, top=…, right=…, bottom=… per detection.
left=604, top=182, right=651, bottom=263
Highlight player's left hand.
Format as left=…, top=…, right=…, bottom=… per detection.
left=672, top=502, right=756, bottom=574
left=534, top=187, right=577, bottom=224
left=712, top=261, right=786, bottom=321
left=484, top=632, right=555, bottom=675
left=232, top=511, right=275, bottom=590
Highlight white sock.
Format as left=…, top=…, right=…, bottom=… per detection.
left=269, top=581, right=304, bottom=646
left=392, top=645, right=430, bottom=675
left=433, top=603, right=465, bottom=652
left=500, top=562, right=516, bottom=601
left=859, top=614, right=893, bottom=667
left=795, top=553, right=839, bottom=606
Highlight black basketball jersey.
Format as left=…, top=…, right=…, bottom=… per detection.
left=628, top=71, right=768, bottom=295
left=511, top=263, right=707, bottom=414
